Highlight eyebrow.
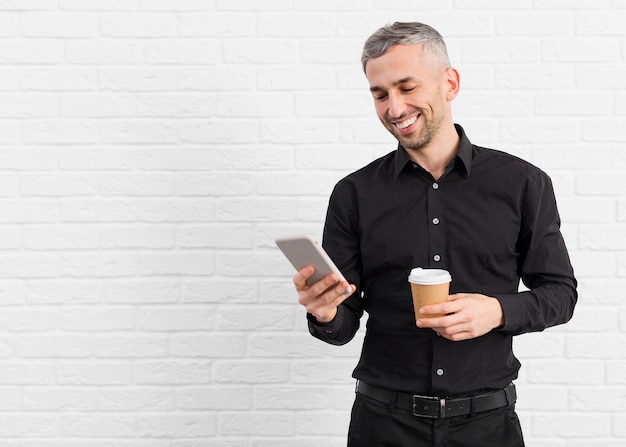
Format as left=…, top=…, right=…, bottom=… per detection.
left=369, top=77, right=418, bottom=93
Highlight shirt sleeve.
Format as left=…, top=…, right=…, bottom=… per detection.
left=306, top=178, right=364, bottom=346
left=496, top=169, right=578, bottom=335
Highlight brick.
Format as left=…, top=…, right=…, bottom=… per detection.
left=99, top=173, right=175, bottom=196
left=180, top=119, right=259, bottom=144
left=576, top=64, right=626, bottom=89
left=106, top=280, right=179, bottom=304
left=215, top=306, right=294, bottom=331
left=527, top=359, right=604, bottom=385
left=61, top=0, right=136, bottom=10
left=496, top=64, right=575, bottom=89
left=26, top=280, right=103, bottom=305
left=254, top=386, right=332, bottom=410
left=181, top=279, right=257, bottom=304
left=216, top=0, right=291, bottom=11
left=22, top=387, right=97, bottom=411
left=169, top=334, right=246, bottom=358
left=217, top=92, right=293, bottom=118
left=569, top=387, right=626, bottom=412
left=0, top=148, right=57, bottom=170
left=258, top=12, right=334, bottom=37
left=0, top=414, right=59, bottom=437
left=0, top=93, right=56, bottom=117
left=100, top=225, right=176, bottom=249
left=177, top=224, right=253, bottom=248
left=21, top=174, right=99, bottom=197
left=178, top=12, right=255, bottom=36
left=257, top=66, right=335, bottom=91
left=62, top=415, right=135, bottom=437
left=100, top=387, right=173, bottom=411
left=99, top=120, right=178, bottom=144
left=60, top=253, right=136, bottom=278
left=136, top=413, right=216, bottom=437
left=66, top=41, right=142, bottom=65
left=219, top=411, right=294, bottom=436
left=62, top=307, right=135, bottom=332
left=92, top=331, right=162, bottom=360
left=144, top=40, right=220, bottom=64
left=579, top=226, right=626, bottom=250
left=99, top=68, right=176, bottom=91
left=576, top=11, right=626, bottom=35
left=59, top=93, right=135, bottom=118
left=176, top=386, right=252, bottom=410
left=535, top=91, right=611, bottom=116
left=22, top=120, right=98, bottom=144
left=296, top=410, right=350, bottom=436
left=496, top=11, right=573, bottom=35
left=100, top=13, right=176, bottom=37
left=542, top=37, right=619, bottom=62
left=133, top=361, right=211, bottom=385
left=0, top=40, right=62, bottom=64
left=22, top=13, right=96, bottom=37
left=0, top=255, right=60, bottom=279
left=55, top=362, right=131, bottom=385
left=137, top=306, right=214, bottom=331
left=460, top=38, right=539, bottom=63
left=532, top=413, right=611, bottom=437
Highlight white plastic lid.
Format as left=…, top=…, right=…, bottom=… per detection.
left=408, top=267, right=451, bottom=285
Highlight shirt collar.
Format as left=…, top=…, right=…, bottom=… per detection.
left=393, top=124, right=473, bottom=179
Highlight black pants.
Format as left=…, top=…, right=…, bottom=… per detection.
left=348, top=392, right=525, bottom=447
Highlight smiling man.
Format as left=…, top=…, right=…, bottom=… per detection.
left=292, top=22, right=577, bottom=446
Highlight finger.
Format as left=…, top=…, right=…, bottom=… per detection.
left=418, top=301, right=459, bottom=317
left=293, top=265, right=315, bottom=289
left=306, top=283, right=355, bottom=319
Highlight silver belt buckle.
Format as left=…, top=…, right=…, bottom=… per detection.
left=412, top=394, right=445, bottom=418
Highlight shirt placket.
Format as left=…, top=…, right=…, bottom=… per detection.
left=428, top=179, right=450, bottom=391
left=427, top=180, right=446, bottom=269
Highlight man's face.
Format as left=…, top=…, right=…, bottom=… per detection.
left=365, top=44, right=451, bottom=151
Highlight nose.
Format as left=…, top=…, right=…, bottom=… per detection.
left=386, top=92, right=406, bottom=119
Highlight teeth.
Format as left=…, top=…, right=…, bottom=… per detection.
left=396, top=115, right=417, bottom=129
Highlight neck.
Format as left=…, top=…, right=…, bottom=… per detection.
left=406, top=124, right=460, bottom=180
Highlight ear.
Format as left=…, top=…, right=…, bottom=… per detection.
left=444, top=67, right=460, bottom=101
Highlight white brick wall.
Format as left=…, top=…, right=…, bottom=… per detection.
left=0, top=1, right=624, bottom=446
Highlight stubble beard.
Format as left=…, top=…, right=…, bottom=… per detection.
left=388, top=111, right=442, bottom=152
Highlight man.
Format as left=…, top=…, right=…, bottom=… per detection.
left=292, top=22, right=577, bottom=446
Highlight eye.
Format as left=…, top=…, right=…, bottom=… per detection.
left=374, top=93, right=388, bottom=101
left=401, top=87, right=415, bottom=93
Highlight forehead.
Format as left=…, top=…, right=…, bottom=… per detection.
left=365, top=44, right=435, bottom=87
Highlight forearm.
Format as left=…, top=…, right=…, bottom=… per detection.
left=307, top=301, right=362, bottom=346
left=496, top=281, right=577, bottom=335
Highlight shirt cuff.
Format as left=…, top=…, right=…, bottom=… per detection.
left=307, top=305, right=345, bottom=344
left=494, top=292, right=527, bottom=332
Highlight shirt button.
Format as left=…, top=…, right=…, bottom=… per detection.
left=433, top=254, right=441, bottom=262
left=432, top=218, right=440, bottom=225
left=436, top=368, right=444, bottom=376
left=432, top=182, right=439, bottom=190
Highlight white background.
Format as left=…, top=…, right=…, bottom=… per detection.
left=1, top=0, right=625, bottom=446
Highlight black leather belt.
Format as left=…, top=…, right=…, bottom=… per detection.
left=356, top=381, right=516, bottom=419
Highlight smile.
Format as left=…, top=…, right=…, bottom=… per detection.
left=394, top=115, right=419, bottom=130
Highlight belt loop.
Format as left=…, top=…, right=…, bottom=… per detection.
left=355, top=379, right=360, bottom=394
left=388, top=391, right=397, bottom=413
left=504, top=384, right=512, bottom=405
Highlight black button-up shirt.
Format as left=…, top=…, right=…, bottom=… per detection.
left=308, top=125, right=577, bottom=397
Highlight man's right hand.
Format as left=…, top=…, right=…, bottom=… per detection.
left=293, top=266, right=355, bottom=324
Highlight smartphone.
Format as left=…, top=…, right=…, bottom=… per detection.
left=275, top=234, right=346, bottom=286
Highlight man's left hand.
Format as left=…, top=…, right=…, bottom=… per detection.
left=416, top=293, right=505, bottom=341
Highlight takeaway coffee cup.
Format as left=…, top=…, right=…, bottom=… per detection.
left=408, top=268, right=452, bottom=319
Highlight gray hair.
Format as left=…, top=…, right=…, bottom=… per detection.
left=361, top=22, right=451, bottom=73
